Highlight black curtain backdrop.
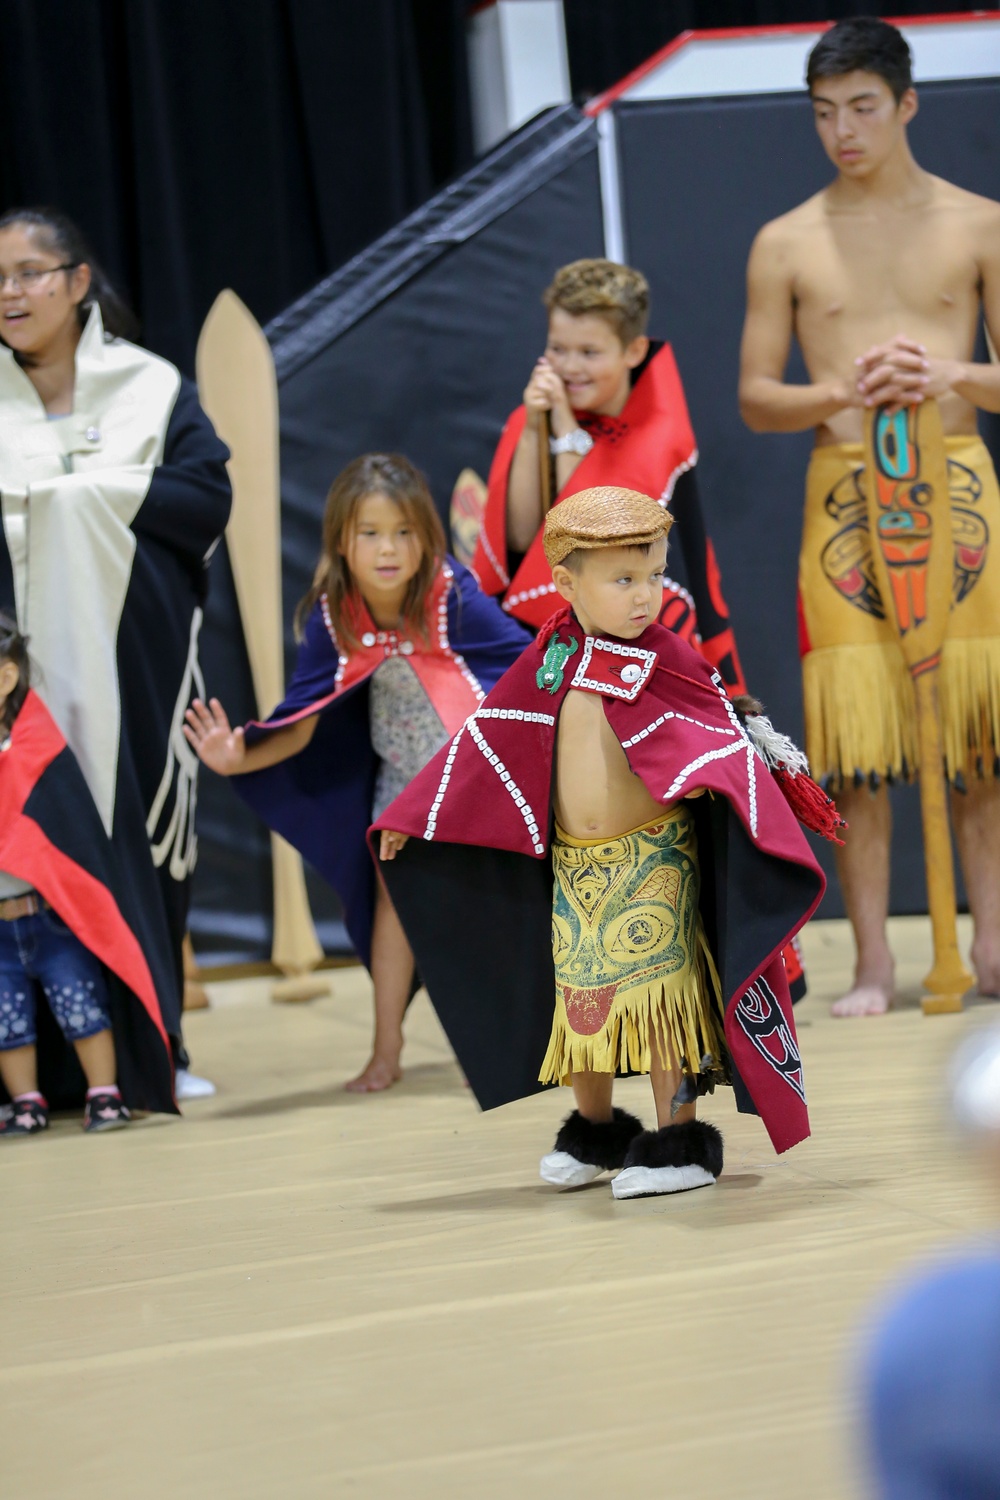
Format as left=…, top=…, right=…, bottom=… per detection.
left=565, top=1, right=1000, bottom=102
left=2, top=3, right=997, bottom=960
left=0, top=0, right=473, bottom=375
left=1, top=0, right=992, bottom=366
left=193, top=107, right=605, bottom=962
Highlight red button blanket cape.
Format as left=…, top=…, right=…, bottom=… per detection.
left=373, top=618, right=825, bottom=1153
left=0, top=690, right=175, bottom=1112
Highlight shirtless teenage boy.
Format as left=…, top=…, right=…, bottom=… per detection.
left=739, top=17, right=1000, bottom=1014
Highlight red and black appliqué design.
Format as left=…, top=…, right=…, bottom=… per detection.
left=820, top=457, right=988, bottom=619
left=735, top=974, right=805, bottom=1103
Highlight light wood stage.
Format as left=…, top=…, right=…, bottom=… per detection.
left=3, top=916, right=998, bottom=1500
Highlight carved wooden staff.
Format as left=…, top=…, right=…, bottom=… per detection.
left=863, top=398, right=972, bottom=1014
left=196, top=291, right=329, bottom=1003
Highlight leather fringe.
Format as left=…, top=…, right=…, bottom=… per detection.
left=803, top=638, right=1000, bottom=785
left=539, top=931, right=725, bottom=1086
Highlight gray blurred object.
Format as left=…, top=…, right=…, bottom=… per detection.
left=950, top=1022, right=1000, bottom=1135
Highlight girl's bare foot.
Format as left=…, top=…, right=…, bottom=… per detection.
left=831, top=981, right=893, bottom=1017
left=344, top=1056, right=403, bottom=1093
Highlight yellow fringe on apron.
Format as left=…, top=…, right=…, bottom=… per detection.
left=799, top=435, right=1000, bottom=783
left=540, top=808, right=725, bottom=1086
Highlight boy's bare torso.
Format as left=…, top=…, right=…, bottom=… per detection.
left=554, top=689, right=667, bottom=839
left=776, top=175, right=994, bottom=444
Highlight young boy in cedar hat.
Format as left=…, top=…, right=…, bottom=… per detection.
left=377, top=488, right=841, bottom=1199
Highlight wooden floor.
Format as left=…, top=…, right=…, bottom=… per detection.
left=3, top=916, right=998, bottom=1500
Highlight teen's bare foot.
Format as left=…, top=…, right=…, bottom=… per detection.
left=971, top=942, right=1000, bottom=999
left=831, top=982, right=892, bottom=1017
left=344, top=1056, right=402, bottom=1093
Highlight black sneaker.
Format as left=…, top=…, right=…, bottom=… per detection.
left=0, top=1095, right=49, bottom=1138
left=83, top=1091, right=131, bottom=1133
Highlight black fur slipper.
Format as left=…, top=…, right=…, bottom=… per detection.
left=540, top=1108, right=644, bottom=1188
left=612, top=1120, right=724, bottom=1200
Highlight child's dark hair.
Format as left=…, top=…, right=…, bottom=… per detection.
left=0, top=206, right=138, bottom=342
left=806, top=18, right=913, bottom=103
left=560, top=539, right=657, bottom=573
left=295, top=453, right=446, bottom=648
left=0, top=614, right=30, bottom=734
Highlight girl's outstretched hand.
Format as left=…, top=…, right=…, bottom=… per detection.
left=183, top=698, right=246, bottom=775
left=379, top=830, right=409, bottom=861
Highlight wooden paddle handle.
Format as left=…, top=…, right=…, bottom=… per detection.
left=538, top=410, right=553, bottom=515
left=914, top=672, right=970, bottom=1011
left=861, top=401, right=971, bottom=1012
left=270, top=833, right=323, bottom=974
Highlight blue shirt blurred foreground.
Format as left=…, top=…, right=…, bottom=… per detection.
left=866, top=1249, right=1000, bottom=1495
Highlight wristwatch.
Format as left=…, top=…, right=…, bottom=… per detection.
left=549, top=428, right=594, bottom=457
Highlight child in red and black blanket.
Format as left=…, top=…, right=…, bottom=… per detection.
left=473, top=258, right=746, bottom=689
left=0, top=617, right=176, bottom=1136
left=184, top=453, right=530, bottom=1093
left=376, top=488, right=844, bottom=1199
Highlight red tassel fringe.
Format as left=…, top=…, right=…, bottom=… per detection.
left=536, top=613, right=847, bottom=847
left=536, top=605, right=573, bottom=653
left=774, top=768, right=847, bottom=845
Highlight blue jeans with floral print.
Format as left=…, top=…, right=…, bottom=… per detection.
left=0, top=907, right=110, bottom=1051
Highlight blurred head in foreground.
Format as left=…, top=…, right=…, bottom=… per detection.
left=863, top=1023, right=1000, bottom=1499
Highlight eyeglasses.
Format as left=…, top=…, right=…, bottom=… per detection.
left=0, top=263, right=77, bottom=293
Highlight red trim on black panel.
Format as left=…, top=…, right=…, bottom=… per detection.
left=586, top=13, right=1000, bottom=115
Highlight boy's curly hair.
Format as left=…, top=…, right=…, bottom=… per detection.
left=543, top=259, right=650, bottom=345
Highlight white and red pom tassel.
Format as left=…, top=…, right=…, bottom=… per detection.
left=739, top=708, right=846, bottom=844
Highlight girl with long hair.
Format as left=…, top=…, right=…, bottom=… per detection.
left=185, top=452, right=529, bottom=1091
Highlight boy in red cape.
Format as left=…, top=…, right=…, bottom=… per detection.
left=473, top=258, right=746, bottom=695
left=376, top=489, right=839, bottom=1200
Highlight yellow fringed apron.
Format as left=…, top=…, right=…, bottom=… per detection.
left=540, top=808, right=725, bottom=1086
left=799, top=434, right=1000, bottom=783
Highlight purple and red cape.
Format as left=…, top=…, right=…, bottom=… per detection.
left=233, top=559, right=531, bottom=967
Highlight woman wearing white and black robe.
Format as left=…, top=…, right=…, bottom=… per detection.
left=0, top=208, right=231, bottom=1096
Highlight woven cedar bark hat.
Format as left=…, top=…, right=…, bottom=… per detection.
left=542, top=486, right=673, bottom=567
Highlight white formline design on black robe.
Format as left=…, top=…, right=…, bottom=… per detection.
left=0, top=308, right=231, bottom=1043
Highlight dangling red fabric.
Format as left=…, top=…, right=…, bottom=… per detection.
left=773, top=767, right=847, bottom=845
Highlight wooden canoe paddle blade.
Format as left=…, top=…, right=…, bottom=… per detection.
left=862, top=399, right=972, bottom=1012
left=449, top=467, right=487, bottom=568
left=196, top=291, right=328, bottom=1001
